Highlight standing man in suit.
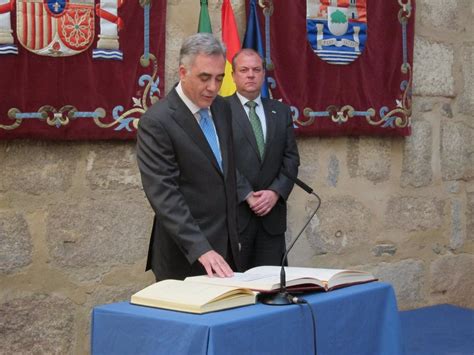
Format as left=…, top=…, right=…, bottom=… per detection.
left=227, top=49, right=300, bottom=270
left=137, top=33, right=240, bottom=281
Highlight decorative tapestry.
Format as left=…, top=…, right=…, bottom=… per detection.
left=0, top=0, right=166, bottom=140
left=256, top=0, right=415, bottom=136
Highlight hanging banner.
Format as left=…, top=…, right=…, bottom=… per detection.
left=254, top=0, right=415, bottom=136
left=0, top=0, right=166, bottom=140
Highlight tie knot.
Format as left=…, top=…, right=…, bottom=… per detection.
left=245, top=101, right=257, bottom=109
left=199, top=108, right=210, bottom=120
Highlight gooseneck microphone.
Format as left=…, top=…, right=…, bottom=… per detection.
left=261, top=170, right=321, bottom=305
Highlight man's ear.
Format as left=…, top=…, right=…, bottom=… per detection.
left=178, top=65, right=187, bottom=81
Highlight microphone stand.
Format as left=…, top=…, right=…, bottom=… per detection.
left=262, top=174, right=321, bottom=305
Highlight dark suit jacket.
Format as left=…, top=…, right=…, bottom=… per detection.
left=227, top=94, right=299, bottom=235
left=137, top=89, right=240, bottom=280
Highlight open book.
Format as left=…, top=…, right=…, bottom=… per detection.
left=185, top=266, right=376, bottom=292
left=130, top=279, right=257, bottom=314
left=131, top=266, right=375, bottom=314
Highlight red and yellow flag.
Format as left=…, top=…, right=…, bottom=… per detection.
left=220, top=0, right=240, bottom=96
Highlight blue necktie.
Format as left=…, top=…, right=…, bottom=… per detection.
left=198, top=108, right=222, bottom=171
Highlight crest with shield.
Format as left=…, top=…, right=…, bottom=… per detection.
left=306, top=0, right=367, bottom=65
left=16, top=0, right=95, bottom=57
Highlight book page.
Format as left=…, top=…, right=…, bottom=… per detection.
left=229, top=273, right=276, bottom=282
left=132, top=280, right=250, bottom=307
left=185, top=266, right=374, bottom=291
left=245, top=266, right=345, bottom=282
left=186, top=273, right=281, bottom=290
left=245, top=266, right=374, bottom=287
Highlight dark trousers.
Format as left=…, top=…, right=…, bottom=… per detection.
left=239, top=216, right=286, bottom=271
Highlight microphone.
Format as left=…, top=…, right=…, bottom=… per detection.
left=261, top=169, right=321, bottom=305
left=285, top=172, right=314, bottom=195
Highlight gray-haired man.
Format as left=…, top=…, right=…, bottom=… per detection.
left=137, top=33, right=241, bottom=281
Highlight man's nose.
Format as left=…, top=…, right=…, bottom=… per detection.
left=208, top=79, right=220, bottom=92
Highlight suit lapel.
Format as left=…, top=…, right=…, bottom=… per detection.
left=262, top=98, right=276, bottom=159
left=231, top=94, right=262, bottom=162
left=168, top=90, right=223, bottom=175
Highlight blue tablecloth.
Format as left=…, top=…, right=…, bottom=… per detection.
left=91, top=282, right=402, bottom=355
left=400, top=304, right=474, bottom=355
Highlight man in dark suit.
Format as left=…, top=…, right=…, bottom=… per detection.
left=227, top=49, right=300, bottom=270
left=137, top=33, right=240, bottom=281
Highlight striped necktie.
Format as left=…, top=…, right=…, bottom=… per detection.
left=198, top=108, right=222, bottom=171
left=245, top=100, right=265, bottom=158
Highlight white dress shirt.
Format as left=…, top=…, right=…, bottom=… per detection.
left=175, top=82, right=221, bottom=151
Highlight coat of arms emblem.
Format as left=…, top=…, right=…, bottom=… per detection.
left=307, top=0, right=367, bottom=65
left=16, top=0, right=95, bottom=56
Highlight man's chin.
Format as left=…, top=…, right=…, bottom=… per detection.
left=199, top=98, right=215, bottom=107
left=243, top=89, right=259, bottom=98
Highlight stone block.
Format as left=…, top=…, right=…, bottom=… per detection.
left=306, top=196, right=373, bottom=255
left=445, top=180, right=461, bottom=194
left=295, top=137, right=321, bottom=184
left=0, top=141, right=77, bottom=195
left=88, top=283, right=149, bottom=309
left=347, top=137, right=391, bottom=183
left=430, top=254, right=474, bottom=308
left=441, top=122, right=474, bottom=181
left=385, top=196, right=445, bottom=232
left=326, top=154, right=339, bottom=187
left=370, top=259, right=424, bottom=309
left=401, top=119, right=433, bottom=187
left=458, top=44, right=473, bottom=114
left=413, top=37, right=454, bottom=97
left=418, top=0, right=468, bottom=31
left=441, top=103, right=454, bottom=118
left=467, top=192, right=474, bottom=241
left=412, top=97, right=436, bottom=113
left=164, top=21, right=184, bottom=93
left=46, top=194, right=152, bottom=282
left=372, top=243, right=397, bottom=257
left=0, top=294, right=75, bottom=354
left=86, top=142, right=142, bottom=190
left=449, top=199, right=464, bottom=249
left=0, top=211, right=32, bottom=274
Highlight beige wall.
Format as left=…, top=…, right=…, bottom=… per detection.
left=0, top=1, right=473, bottom=354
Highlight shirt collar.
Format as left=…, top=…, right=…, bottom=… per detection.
left=176, top=82, right=202, bottom=115
left=236, top=92, right=263, bottom=108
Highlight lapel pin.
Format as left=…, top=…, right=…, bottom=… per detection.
left=272, top=110, right=276, bottom=114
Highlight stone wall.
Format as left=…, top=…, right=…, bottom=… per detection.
left=0, top=1, right=472, bottom=354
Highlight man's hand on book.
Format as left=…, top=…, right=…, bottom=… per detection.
left=198, top=250, right=234, bottom=278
